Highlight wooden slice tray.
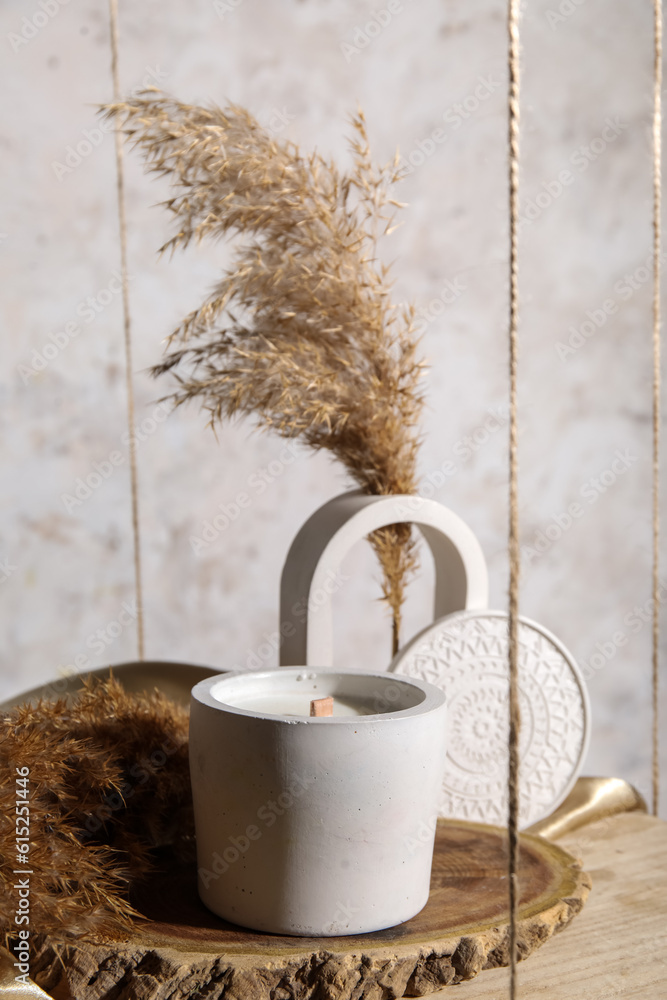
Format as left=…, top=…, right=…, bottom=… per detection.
left=31, top=819, right=590, bottom=1000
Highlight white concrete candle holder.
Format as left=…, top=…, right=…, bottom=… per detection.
left=190, top=668, right=447, bottom=936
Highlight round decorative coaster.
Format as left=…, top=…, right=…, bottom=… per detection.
left=391, top=610, right=591, bottom=828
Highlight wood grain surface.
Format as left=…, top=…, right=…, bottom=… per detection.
left=421, top=812, right=667, bottom=999
left=29, top=819, right=589, bottom=999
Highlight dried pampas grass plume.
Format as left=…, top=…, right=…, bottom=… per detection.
left=103, top=92, right=425, bottom=652
left=0, top=677, right=192, bottom=941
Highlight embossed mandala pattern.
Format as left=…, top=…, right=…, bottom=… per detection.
left=393, top=613, right=588, bottom=827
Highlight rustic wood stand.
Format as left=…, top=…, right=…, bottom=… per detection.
left=29, top=819, right=589, bottom=1000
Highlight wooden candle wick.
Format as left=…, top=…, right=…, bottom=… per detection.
left=310, top=697, right=334, bottom=717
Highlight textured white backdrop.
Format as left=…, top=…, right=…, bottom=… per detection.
left=0, top=0, right=665, bottom=812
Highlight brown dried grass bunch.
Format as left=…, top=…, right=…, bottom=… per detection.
left=104, top=92, right=425, bottom=651
left=0, top=677, right=191, bottom=941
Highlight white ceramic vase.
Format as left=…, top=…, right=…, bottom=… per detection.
left=190, top=668, right=447, bottom=936
left=279, top=490, right=489, bottom=667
